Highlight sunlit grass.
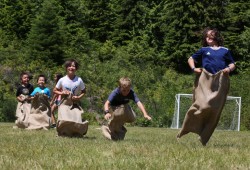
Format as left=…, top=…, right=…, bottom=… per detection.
left=0, top=123, right=249, bottom=169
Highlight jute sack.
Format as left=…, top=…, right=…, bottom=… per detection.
left=177, top=69, right=230, bottom=145
left=26, top=93, right=51, bottom=130
left=102, top=104, right=136, bottom=140
left=57, top=94, right=88, bottom=137
left=14, top=94, right=31, bottom=129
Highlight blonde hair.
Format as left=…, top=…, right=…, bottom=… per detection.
left=118, top=77, right=131, bottom=88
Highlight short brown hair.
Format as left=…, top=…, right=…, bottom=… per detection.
left=20, top=71, right=32, bottom=80
left=118, top=77, right=131, bottom=88
left=37, top=74, right=47, bottom=83
left=64, top=59, right=79, bottom=70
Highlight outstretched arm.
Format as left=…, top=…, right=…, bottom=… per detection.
left=137, top=101, right=151, bottom=120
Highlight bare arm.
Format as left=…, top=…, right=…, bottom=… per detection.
left=72, top=88, right=86, bottom=101
left=17, top=95, right=33, bottom=102
left=53, top=87, right=65, bottom=95
left=188, top=57, right=202, bottom=74
left=16, top=96, right=24, bottom=102
left=223, top=63, right=236, bottom=74
left=137, top=101, right=151, bottom=120
left=50, top=92, right=58, bottom=105
left=103, top=100, right=111, bottom=120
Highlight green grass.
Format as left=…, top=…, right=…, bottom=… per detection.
left=0, top=123, right=249, bottom=170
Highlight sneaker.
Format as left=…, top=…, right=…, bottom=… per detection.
left=50, top=124, right=56, bottom=128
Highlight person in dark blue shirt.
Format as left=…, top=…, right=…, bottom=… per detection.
left=101, top=77, right=151, bottom=140
left=177, top=28, right=236, bottom=146
left=188, top=27, right=235, bottom=74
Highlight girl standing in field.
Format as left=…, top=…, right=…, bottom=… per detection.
left=53, top=59, right=88, bottom=137
left=177, top=27, right=236, bottom=146
left=50, top=73, right=63, bottom=128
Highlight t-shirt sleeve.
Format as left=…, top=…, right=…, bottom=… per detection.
left=191, top=48, right=203, bottom=62
left=16, top=86, right=21, bottom=97
left=107, top=90, right=116, bottom=102
left=29, top=85, right=34, bottom=95
left=55, top=79, right=62, bottom=89
left=30, top=88, right=37, bottom=96
left=79, top=78, right=85, bottom=91
left=225, top=50, right=235, bottom=65
left=132, top=91, right=140, bottom=103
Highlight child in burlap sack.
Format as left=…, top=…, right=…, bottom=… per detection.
left=102, top=77, right=151, bottom=140
left=25, top=74, right=51, bottom=130
left=14, top=72, right=34, bottom=129
left=177, top=27, right=236, bottom=146
left=53, top=59, right=88, bottom=137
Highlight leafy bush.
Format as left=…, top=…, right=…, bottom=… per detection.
left=0, top=98, right=17, bottom=122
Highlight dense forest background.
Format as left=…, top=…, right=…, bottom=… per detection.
left=0, top=0, right=249, bottom=129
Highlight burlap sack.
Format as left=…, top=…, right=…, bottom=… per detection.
left=102, top=104, right=136, bottom=140
left=25, top=93, right=51, bottom=130
left=56, top=94, right=88, bottom=137
left=177, top=69, right=230, bottom=145
left=14, top=95, right=31, bottom=129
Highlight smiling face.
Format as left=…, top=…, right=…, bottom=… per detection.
left=206, top=30, right=218, bottom=47
left=66, top=62, right=77, bottom=76
left=21, top=74, right=30, bottom=85
left=37, top=76, right=46, bottom=88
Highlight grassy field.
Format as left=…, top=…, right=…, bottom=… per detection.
left=0, top=123, right=249, bottom=170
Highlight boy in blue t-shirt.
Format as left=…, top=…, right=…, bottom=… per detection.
left=102, top=77, right=151, bottom=140
left=30, top=74, right=51, bottom=98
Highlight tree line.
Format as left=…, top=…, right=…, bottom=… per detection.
left=0, top=0, right=249, bottom=129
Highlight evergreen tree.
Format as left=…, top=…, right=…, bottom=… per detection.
left=59, top=0, right=92, bottom=55
left=109, top=0, right=159, bottom=46
left=0, top=0, right=43, bottom=39
left=26, top=0, right=66, bottom=65
left=84, top=0, right=115, bottom=42
left=223, top=0, right=250, bottom=73
left=157, top=0, right=229, bottom=72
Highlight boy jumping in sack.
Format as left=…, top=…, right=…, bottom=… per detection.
left=102, top=77, right=151, bottom=140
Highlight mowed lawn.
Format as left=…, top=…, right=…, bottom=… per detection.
left=0, top=123, right=249, bottom=170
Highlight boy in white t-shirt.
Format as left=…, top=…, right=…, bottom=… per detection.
left=53, top=59, right=88, bottom=137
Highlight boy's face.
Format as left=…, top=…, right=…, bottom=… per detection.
left=37, top=77, right=46, bottom=87
left=21, top=74, right=30, bottom=85
left=120, top=86, right=130, bottom=96
left=67, top=62, right=76, bottom=74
